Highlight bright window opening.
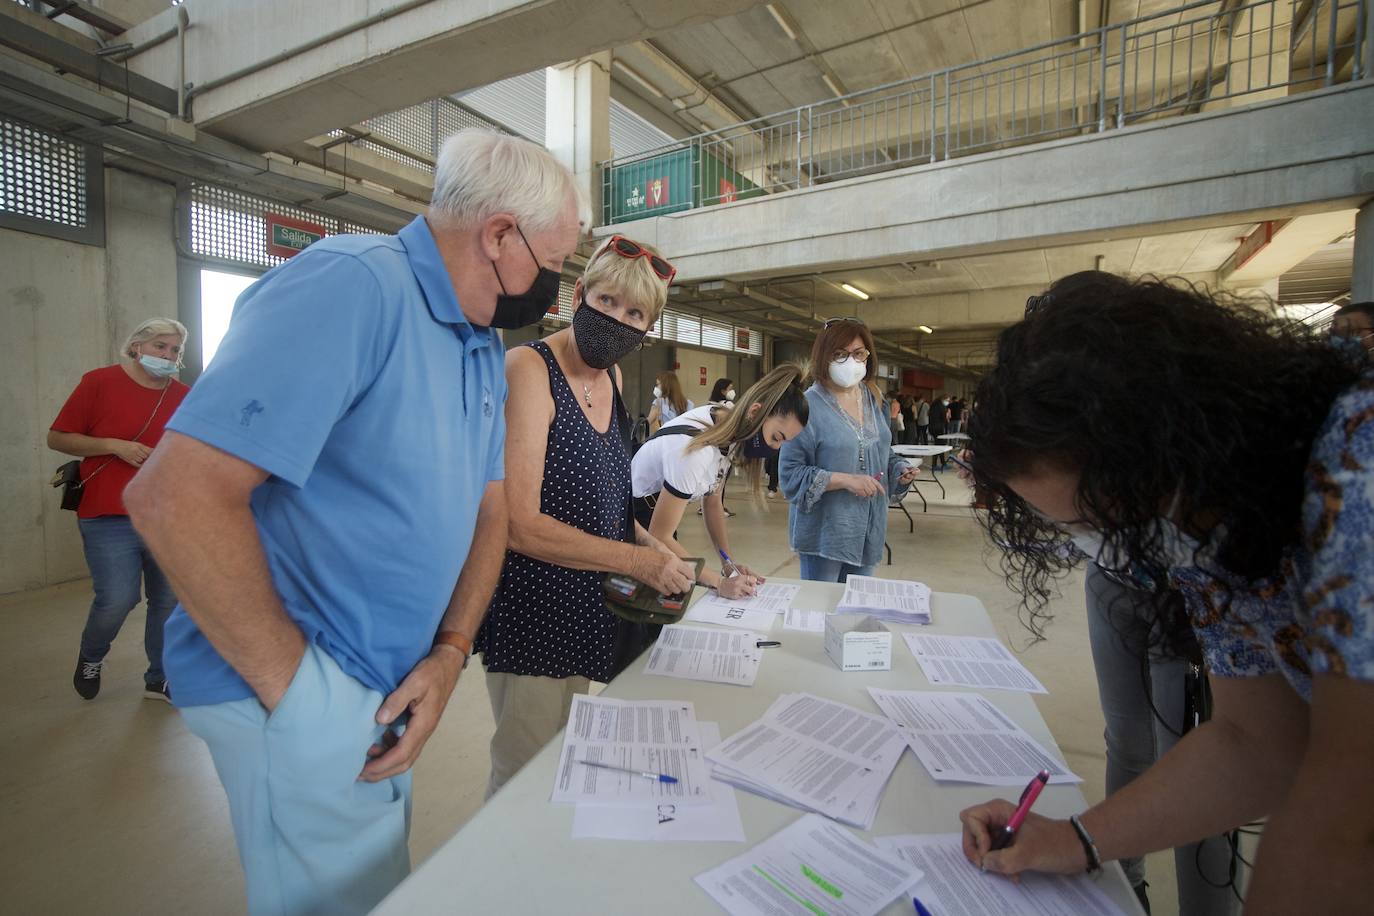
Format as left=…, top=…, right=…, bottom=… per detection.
left=200, top=269, right=257, bottom=369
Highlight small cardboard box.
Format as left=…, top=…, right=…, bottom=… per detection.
left=824, top=614, right=892, bottom=671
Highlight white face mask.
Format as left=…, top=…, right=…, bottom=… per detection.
left=1062, top=502, right=1200, bottom=572
left=653, top=386, right=663, bottom=399
left=725, top=388, right=736, bottom=401
left=828, top=358, right=867, bottom=389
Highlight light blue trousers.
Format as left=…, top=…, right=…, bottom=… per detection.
left=180, top=644, right=413, bottom=916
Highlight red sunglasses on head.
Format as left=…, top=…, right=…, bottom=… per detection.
left=606, top=235, right=676, bottom=282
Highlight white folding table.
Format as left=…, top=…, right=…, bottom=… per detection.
left=374, top=580, right=1140, bottom=915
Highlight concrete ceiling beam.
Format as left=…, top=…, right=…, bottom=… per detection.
left=118, top=0, right=762, bottom=152
left=1220, top=209, right=1358, bottom=284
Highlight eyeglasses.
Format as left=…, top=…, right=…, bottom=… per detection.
left=831, top=347, right=870, bottom=364
left=607, top=235, right=676, bottom=282
left=1024, top=293, right=1052, bottom=316
left=824, top=316, right=866, bottom=328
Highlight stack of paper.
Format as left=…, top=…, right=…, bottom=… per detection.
left=644, top=624, right=764, bottom=687
left=877, top=834, right=1130, bottom=916
left=835, top=575, right=932, bottom=625
left=696, top=814, right=924, bottom=916
left=573, top=722, right=746, bottom=843
left=902, top=633, right=1048, bottom=693
left=552, top=695, right=714, bottom=806
left=706, top=693, right=907, bottom=829
left=867, top=688, right=1081, bottom=786
left=684, top=582, right=801, bottom=630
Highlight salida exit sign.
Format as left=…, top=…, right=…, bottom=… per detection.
left=266, top=213, right=326, bottom=259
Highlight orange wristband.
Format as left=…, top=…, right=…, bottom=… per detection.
left=433, top=630, right=473, bottom=664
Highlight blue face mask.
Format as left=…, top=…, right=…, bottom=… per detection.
left=138, top=354, right=179, bottom=378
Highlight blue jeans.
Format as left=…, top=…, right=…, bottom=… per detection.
left=180, top=643, right=413, bottom=916
left=1086, top=564, right=1239, bottom=915
left=78, top=515, right=177, bottom=685
left=798, top=553, right=875, bottom=583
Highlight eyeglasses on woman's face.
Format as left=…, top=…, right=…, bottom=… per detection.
left=830, top=345, right=870, bottom=365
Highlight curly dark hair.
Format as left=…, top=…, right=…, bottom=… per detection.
left=969, top=271, right=1363, bottom=644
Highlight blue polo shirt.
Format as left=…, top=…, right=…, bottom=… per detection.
left=162, top=216, right=506, bottom=708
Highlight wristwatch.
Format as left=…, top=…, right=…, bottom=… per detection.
left=433, top=630, right=473, bottom=668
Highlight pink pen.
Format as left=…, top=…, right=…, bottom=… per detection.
left=989, top=769, right=1050, bottom=851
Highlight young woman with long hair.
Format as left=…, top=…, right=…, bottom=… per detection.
left=956, top=271, right=1372, bottom=914
left=647, top=370, right=692, bottom=433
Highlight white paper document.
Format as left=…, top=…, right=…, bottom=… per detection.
left=572, top=723, right=746, bottom=842
left=783, top=608, right=827, bottom=632
left=707, top=693, right=907, bottom=828
left=644, top=624, right=764, bottom=687
left=695, top=813, right=924, bottom=916
left=867, top=689, right=1081, bottom=786
left=876, top=834, right=1129, bottom=916
left=551, top=695, right=713, bottom=806
left=684, top=597, right=779, bottom=631
left=836, top=575, right=932, bottom=625
left=903, top=634, right=1048, bottom=694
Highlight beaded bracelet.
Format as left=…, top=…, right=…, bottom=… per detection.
left=1069, top=814, right=1103, bottom=874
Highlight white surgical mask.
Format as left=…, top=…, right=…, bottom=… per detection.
left=828, top=359, right=867, bottom=389
left=725, top=388, right=736, bottom=400
left=1062, top=495, right=1200, bottom=573
left=653, top=385, right=663, bottom=398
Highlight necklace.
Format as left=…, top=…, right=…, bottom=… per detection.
left=581, top=382, right=593, bottom=407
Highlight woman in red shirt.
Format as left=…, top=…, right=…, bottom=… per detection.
left=49, top=318, right=190, bottom=702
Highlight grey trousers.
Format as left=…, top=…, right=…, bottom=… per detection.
left=1085, top=564, right=1240, bottom=916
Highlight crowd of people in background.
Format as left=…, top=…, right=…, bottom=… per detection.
left=44, top=126, right=1372, bottom=916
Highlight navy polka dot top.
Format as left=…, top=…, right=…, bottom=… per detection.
left=476, top=340, right=633, bottom=681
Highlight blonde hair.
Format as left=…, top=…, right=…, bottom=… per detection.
left=656, top=371, right=688, bottom=416
left=687, top=363, right=810, bottom=495
left=429, top=129, right=590, bottom=233
left=123, top=317, right=188, bottom=366
left=580, top=236, right=670, bottom=326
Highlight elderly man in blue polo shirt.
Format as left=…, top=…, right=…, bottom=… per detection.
left=126, top=129, right=587, bottom=915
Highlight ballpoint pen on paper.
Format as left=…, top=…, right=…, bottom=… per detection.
left=578, top=759, right=679, bottom=784
left=989, top=769, right=1051, bottom=851
left=756, top=640, right=781, bottom=648
left=911, top=896, right=934, bottom=916
left=718, top=548, right=741, bottom=579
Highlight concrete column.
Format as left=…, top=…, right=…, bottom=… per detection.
left=546, top=53, right=611, bottom=226
left=1353, top=199, right=1374, bottom=302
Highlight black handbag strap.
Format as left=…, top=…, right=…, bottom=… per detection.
left=75, top=378, right=175, bottom=489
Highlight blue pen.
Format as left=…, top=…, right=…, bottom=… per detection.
left=579, top=759, right=678, bottom=784
left=718, top=548, right=740, bottom=579
left=912, top=896, right=935, bottom=916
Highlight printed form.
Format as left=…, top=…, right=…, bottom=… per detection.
left=571, top=722, right=746, bottom=842
left=876, top=834, right=1129, bottom=916
left=684, top=582, right=801, bottom=630
left=551, top=695, right=712, bottom=806
left=867, top=688, right=1081, bottom=786
left=707, top=693, right=907, bottom=829
left=782, top=608, right=827, bottom=632
left=695, top=813, right=923, bottom=916
left=836, top=576, right=932, bottom=625
left=644, top=624, right=764, bottom=687
left=902, top=634, right=1048, bottom=694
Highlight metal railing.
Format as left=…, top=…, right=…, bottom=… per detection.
left=599, top=0, right=1367, bottom=224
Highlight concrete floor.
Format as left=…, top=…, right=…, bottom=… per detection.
left=0, top=473, right=1195, bottom=915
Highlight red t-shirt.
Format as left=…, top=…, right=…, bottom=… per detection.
left=51, top=364, right=190, bottom=519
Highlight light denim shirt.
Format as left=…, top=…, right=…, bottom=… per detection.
left=779, top=383, right=913, bottom=567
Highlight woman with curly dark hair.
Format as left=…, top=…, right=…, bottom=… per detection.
left=956, top=271, right=1373, bottom=915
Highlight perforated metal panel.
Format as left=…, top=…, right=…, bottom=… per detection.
left=188, top=184, right=384, bottom=270
left=0, top=115, right=103, bottom=245
left=434, top=99, right=509, bottom=148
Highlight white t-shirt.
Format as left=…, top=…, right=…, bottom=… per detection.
left=631, top=405, right=729, bottom=501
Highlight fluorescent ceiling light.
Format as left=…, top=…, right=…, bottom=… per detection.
left=612, top=59, right=665, bottom=99
left=917, top=325, right=934, bottom=334
left=766, top=3, right=799, bottom=40
left=670, top=97, right=688, bottom=109
left=840, top=283, right=869, bottom=300
left=822, top=73, right=845, bottom=99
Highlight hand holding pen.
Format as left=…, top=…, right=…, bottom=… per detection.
left=989, top=769, right=1050, bottom=851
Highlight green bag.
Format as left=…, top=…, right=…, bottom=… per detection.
left=603, top=558, right=705, bottom=626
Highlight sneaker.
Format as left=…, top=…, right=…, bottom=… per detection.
left=723, top=508, right=736, bottom=518
left=143, top=680, right=172, bottom=703
left=766, top=490, right=777, bottom=500
left=74, top=656, right=103, bottom=700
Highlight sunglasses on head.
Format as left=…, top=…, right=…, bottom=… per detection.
left=1024, top=293, right=1052, bottom=316
left=607, top=235, right=676, bottom=282
left=823, top=316, right=867, bottom=328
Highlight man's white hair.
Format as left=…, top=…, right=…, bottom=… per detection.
left=123, top=317, right=188, bottom=365
left=430, top=129, right=590, bottom=233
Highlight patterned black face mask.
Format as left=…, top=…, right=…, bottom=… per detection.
left=572, top=298, right=646, bottom=369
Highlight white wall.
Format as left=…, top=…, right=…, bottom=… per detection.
left=674, top=347, right=731, bottom=410
left=0, top=169, right=179, bottom=594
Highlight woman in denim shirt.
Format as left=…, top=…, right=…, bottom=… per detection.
left=779, top=318, right=918, bottom=581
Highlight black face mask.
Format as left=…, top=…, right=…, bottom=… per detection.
left=488, top=225, right=561, bottom=330
left=572, top=297, right=646, bottom=369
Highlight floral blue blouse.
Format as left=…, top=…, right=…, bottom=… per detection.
left=778, top=383, right=913, bottom=567
left=1171, top=373, right=1374, bottom=701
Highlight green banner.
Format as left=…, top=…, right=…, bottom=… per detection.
left=605, top=146, right=762, bottom=224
